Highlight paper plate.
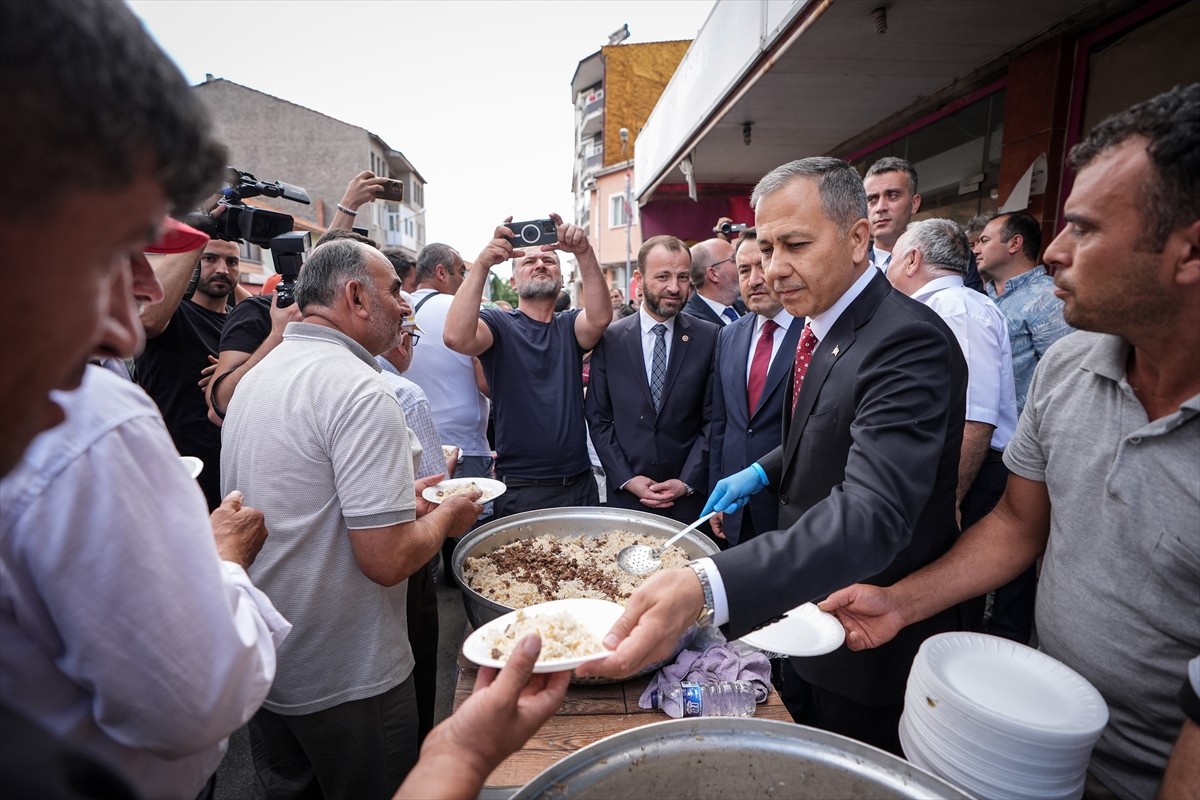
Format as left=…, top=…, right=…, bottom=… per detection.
left=462, top=598, right=623, bottom=673
left=737, top=602, right=845, bottom=657
left=179, top=456, right=203, bottom=479
left=422, top=477, right=506, bottom=504
left=920, top=633, right=1108, bottom=737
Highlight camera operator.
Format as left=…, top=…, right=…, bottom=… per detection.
left=206, top=229, right=375, bottom=424
left=136, top=213, right=251, bottom=510
left=205, top=171, right=390, bottom=426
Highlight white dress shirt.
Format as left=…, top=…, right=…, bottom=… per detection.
left=870, top=244, right=892, bottom=274
left=913, top=275, right=1017, bottom=450
left=697, top=292, right=738, bottom=324
left=0, top=367, right=290, bottom=799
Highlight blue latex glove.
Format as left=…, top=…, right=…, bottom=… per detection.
left=702, top=463, right=768, bottom=515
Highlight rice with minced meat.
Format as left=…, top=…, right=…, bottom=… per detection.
left=484, top=609, right=604, bottom=661
left=463, top=530, right=690, bottom=607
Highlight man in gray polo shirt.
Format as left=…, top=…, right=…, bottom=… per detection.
left=222, top=239, right=482, bottom=799
left=820, top=84, right=1200, bottom=800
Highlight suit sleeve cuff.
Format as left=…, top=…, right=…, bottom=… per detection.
left=694, top=557, right=730, bottom=627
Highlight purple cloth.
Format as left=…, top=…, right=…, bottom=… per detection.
left=639, top=640, right=772, bottom=713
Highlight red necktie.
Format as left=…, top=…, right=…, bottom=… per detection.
left=746, top=319, right=779, bottom=412
left=791, top=324, right=818, bottom=413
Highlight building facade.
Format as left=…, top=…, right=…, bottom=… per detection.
left=194, top=78, right=427, bottom=286
left=571, top=40, right=691, bottom=299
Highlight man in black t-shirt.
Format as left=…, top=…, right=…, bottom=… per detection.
left=136, top=237, right=245, bottom=509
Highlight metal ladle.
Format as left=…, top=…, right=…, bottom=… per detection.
left=615, top=511, right=719, bottom=575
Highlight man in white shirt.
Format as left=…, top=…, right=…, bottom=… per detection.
left=887, top=218, right=1017, bottom=527
left=1, top=229, right=290, bottom=800
left=892, top=219, right=1031, bottom=642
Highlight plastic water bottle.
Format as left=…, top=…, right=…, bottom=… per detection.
left=650, top=680, right=757, bottom=718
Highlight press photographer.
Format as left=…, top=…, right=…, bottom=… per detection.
left=204, top=169, right=393, bottom=426
left=136, top=168, right=311, bottom=509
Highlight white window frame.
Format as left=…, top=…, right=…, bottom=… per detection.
left=609, top=193, right=635, bottom=229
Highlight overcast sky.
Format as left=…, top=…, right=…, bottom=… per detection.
left=128, top=0, right=715, bottom=270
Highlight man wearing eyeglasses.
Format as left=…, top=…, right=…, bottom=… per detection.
left=682, top=238, right=747, bottom=326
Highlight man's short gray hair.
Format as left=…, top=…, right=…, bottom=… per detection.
left=750, top=157, right=867, bottom=233
left=900, top=218, right=970, bottom=275
left=295, top=239, right=376, bottom=311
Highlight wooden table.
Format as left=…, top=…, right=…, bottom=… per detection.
left=453, top=657, right=794, bottom=791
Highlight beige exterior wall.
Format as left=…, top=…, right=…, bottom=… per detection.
left=600, top=41, right=690, bottom=170
left=193, top=79, right=425, bottom=259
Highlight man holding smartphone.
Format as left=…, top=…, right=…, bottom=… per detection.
left=444, top=214, right=612, bottom=518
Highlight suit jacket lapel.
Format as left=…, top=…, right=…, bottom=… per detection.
left=660, top=314, right=691, bottom=412
left=729, top=316, right=754, bottom=422
left=782, top=273, right=890, bottom=468
left=620, top=316, right=656, bottom=411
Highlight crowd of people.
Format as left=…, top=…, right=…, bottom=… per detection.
left=0, top=2, right=1195, bottom=800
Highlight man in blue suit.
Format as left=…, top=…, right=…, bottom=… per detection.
left=709, top=228, right=801, bottom=545
left=586, top=235, right=719, bottom=526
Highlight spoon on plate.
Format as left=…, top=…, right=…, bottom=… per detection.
left=615, top=511, right=719, bottom=575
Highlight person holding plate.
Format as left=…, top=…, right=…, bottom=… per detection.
left=222, top=238, right=484, bottom=798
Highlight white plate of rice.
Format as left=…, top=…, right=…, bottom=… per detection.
left=422, top=477, right=506, bottom=504
left=462, top=598, right=623, bottom=673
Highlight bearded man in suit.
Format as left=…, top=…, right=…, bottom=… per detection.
left=586, top=235, right=718, bottom=526
left=579, top=157, right=967, bottom=755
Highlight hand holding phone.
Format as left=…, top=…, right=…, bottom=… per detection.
left=380, top=179, right=404, bottom=202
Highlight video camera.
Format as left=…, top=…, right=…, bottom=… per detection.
left=207, top=167, right=311, bottom=247
left=715, top=221, right=748, bottom=236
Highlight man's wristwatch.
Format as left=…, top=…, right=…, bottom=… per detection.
left=683, top=483, right=697, bottom=496
left=688, top=562, right=716, bottom=628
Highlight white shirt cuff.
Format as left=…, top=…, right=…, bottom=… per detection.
left=222, top=561, right=293, bottom=648
left=693, top=557, right=730, bottom=627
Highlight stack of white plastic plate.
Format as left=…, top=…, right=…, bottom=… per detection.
left=900, top=632, right=1108, bottom=800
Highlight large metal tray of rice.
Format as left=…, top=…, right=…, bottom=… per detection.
left=452, top=507, right=719, bottom=683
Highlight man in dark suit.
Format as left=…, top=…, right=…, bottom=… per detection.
left=586, top=235, right=719, bottom=525
left=578, top=157, right=967, bottom=756
left=709, top=228, right=801, bottom=545
left=682, top=238, right=746, bottom=327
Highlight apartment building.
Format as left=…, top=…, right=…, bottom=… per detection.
left=570, top=39, right=691, bottom=298
left=194, top=77, right=426, bottom=285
